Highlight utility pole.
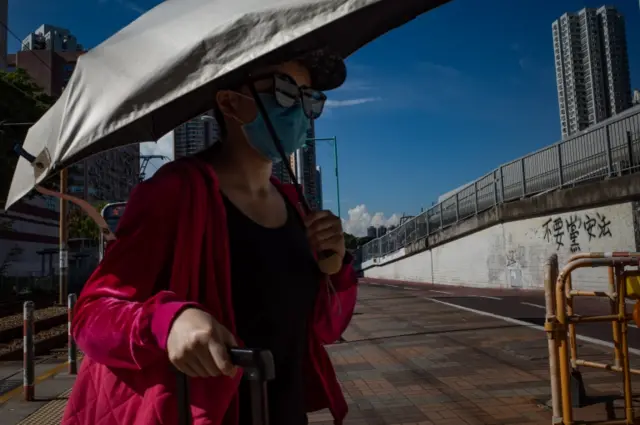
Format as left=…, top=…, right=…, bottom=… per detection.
left=58, top=168, right=69, bottom=305
left=139, top=154, right=169, bottom=182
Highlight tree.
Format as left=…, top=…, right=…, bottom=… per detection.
left=68, top=201, right=109, bottom=241
left=344, top=232, right=358, bottom=250
left=356, top=236, right=375, bottom=247
left=0, top=69, right=55, bottom=208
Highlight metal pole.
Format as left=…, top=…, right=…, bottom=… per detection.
left=543, top=255, right=561, bottom=422
left=605, top=125, right=613, bottom=176
left=333, top=137, right=341, bottom=219
left=59, top=168, right=69, bottom=305
left=68, top=293, right=78, bottom=374
left=626, top=131, right=634, bottom=172
left=23, top=301, right=34, bottom=401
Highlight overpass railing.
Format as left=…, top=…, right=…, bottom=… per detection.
left=359, top=106, right=640, bottom=264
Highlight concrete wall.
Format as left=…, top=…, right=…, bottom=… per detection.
left=365, top=202, right=637, bottom=291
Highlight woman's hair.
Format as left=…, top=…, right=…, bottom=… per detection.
left=213, top=106, right=228, bottom=140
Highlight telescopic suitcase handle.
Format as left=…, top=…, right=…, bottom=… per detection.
left=228, top=348, right=276, bottom=381
left=176, top=348, right=275, bottom=425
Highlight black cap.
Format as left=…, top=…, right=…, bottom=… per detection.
left=298, top=48, right=347, bottom=91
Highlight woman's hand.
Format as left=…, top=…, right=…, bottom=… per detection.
left=304, top=210, right=346, bottom=274
left=167, top=308, right=238, bottom=378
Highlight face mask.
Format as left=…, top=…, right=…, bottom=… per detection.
left=241, top=93, right=311, bottom=163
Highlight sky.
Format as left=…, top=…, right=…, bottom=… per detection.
left=6, top=0, right=640, bottom=235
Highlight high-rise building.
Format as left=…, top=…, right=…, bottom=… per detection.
left=8, top=25, right=85, bottom=97
left=553, top=6, right=632, bottom=138
left=0, top=0, right=7, bottom=69
left=315, top=165, right=323, bottom=210
left=302, top=121, right=319, bottom=209
left=21, top=25, right=83, bottom=53
left=10, top=24, right=138, bottom=202
left=173, top=111, right=219, bottom=159
left=288, top=121, right=320, bottom=208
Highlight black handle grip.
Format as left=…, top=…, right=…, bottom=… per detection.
left=228, top=348, right=275, bottom=382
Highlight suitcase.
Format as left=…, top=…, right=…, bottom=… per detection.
left=176, top=348, right=276, bottom=425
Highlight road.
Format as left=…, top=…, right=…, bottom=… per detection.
left=361, top=278, right=640, bottom=352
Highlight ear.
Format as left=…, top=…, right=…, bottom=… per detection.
left=216, top=89, right=257, bottom=125
left=216, top=90, right=240, bottom=120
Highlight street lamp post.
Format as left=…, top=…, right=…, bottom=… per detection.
left=305, top=137, right=340, bottom=219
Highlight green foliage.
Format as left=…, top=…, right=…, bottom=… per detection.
left=0, top=69, right=55, bottom=207
left=344, top=232, right=358, bottom=250
left=343, top=233, right=375, bottom=251
left=68, top=201, right=109, bottom=241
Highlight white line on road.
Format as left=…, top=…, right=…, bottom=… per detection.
left=473, top=295, right=503, bottom=301
left=423, top=296, right=640, bottom=357
left=520, top=302, right=546, bottom=310
left=430, top=290, right=453, bottom=295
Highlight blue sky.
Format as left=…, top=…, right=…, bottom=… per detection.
left=6, top=0, right=640, bottom=234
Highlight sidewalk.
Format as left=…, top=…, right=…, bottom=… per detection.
left=4, top=284, right=640, bottom=424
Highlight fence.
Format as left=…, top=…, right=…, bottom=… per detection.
left=0, top=266, right=94, bottom=300
left=359, top=106, right=640, bottom=263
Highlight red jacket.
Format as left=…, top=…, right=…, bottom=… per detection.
left=61, top=158, right=358, bottom=425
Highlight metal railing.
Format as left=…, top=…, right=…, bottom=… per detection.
left=359, top=105, right=640, bottom=263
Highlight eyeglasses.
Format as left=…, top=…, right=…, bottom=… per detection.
left=251, top=73, right=327, bottom=119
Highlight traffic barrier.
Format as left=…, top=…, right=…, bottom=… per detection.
left=23, top=301, right=34, bottom=401
left=68, top=293, right=77, bottom=375
left=545, top=252, right=640, bottom=425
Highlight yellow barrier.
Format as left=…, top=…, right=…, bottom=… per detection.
left=545, top=252, right=640, bottom=425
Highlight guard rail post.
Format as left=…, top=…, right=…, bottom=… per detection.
left=23, top=301, right=35, bottom=401
left=68, top=293, right=77, bottom=375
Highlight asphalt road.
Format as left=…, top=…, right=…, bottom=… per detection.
left=363, top=278, right=640, bottom=351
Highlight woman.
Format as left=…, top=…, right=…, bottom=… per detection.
left=62, top=52, right=358, bottom=425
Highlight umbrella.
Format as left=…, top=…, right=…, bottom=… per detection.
left=6, top=0, right=451, bottom=209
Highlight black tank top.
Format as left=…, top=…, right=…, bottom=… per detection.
left=223, top=189, right=321, bottom=425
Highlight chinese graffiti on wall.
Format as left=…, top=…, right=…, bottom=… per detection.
left=542, top=213, right=612, bottom=253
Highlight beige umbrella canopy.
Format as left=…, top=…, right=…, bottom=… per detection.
left=6, top=0, right=450, bottom=209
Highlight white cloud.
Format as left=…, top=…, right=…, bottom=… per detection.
left=119, top=0, right=145, bottom=14
left=139, top=131, right=174, bottom=179
left=342, top=204, right=401, bottom=237
left=99, top=0, right=146, bottom=14
left=325, top=97, right=381, bottom=108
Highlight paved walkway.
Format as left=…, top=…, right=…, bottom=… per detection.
left=4, top=284, right=640, bottom=424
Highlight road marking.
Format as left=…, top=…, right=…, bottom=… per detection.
left=430, top=290, right=453, bottom=295
left=473, top=295, right=502, bottom=301
left=423, top=297, right=640, bottom=357
left=0, top=359, right=77, bottom=404
left=521, top=302, right=547, bottom=310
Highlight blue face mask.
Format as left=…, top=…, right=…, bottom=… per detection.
left=242, top=93, right=311, bottom=163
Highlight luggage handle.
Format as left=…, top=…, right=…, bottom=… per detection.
left=176, top=347, right=275, bottom=425
left=228, top=347, right=276, bottom=381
